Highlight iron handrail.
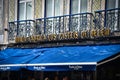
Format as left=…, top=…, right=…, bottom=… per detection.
left=36, top=12, right=93, bottom=20
left=9, top=19, right=35, bottom=23
left=95, top=8, right=120, bottom=13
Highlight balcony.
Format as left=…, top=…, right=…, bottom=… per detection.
left=8, top=8, right=120, bottom=44
left=8, top=20, right=35, bottom=43
left=95, top=8, right=120, bottom=36
left=36, top=12, right=93, bottom=35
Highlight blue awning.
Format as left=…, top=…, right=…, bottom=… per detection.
left=0, top=44, right=120, bottom=71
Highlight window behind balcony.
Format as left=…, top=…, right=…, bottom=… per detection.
left=45, top=0, right=62, bottom=17
left=19, top=0, right=33, bottom=20
left=71, top=0, right=88, bottom=14
left=107, top=0, right=116, bottom=9
left=45, top=0, right=63, bottom=34
left=106, top=0, right=120, bottom=9
left=18, top=0, right=34, bottom=37
left=70, top=0, right=88, bottom=32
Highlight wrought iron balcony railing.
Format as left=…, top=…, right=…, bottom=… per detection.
left=95, top=8, right=120, bottom=32
left=8, top=9, right=120, bottom=43
left=8, top=20, right=35, bottom=42
left=36, top=12, right=94, bottom=35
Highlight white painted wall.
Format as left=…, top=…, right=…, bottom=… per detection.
left=0, top=35, right=3, bottom=44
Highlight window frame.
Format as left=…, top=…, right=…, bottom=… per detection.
left=44, top=0, right=64, bottom=34
left=45, top=0, right=63, bottom=17
left=18, top=0, right=34, bottom=20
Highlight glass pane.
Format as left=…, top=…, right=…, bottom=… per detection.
left=19, top=3, right=25, bottom=20
left=19, top=0, right=25, bottom=1
left=26, top=2, right=32, bottom=19
left=55, top=0, right=60, bottom=16
left=71, top=0, right=79, bottom=14
left=107, top=0, right=115, bottom=9
left=46, top=0, right=53, bottom=17
left=80, top=0, right=87, bottom=12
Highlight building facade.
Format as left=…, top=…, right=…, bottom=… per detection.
left=0, top=0, right=9, bottom=48
left=0, top=0, right=119, bottom=47
left=0, top=0, right=4, bottom=45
